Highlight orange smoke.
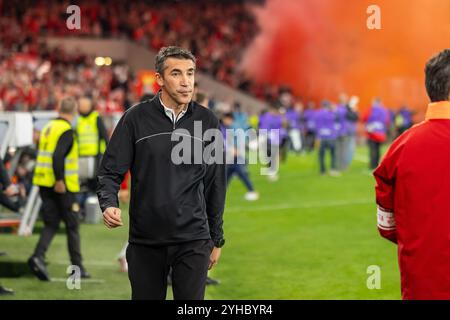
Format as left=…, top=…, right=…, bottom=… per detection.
left=242, top=0, right=450, bottom=114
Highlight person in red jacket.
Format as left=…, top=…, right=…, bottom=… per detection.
left=374, top=48, right=450, bottom=300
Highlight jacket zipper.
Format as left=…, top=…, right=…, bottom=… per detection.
left=173, top=109, right=190, bottom=130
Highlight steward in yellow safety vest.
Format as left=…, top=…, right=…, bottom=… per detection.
left=33, top=109, right=79, bottom=192
left=29, top=97, right=90, bottom=281
left=76, top=97, right=108, bottom=157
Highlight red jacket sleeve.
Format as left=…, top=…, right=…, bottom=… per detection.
left=373, top=133, right=408, bottom=244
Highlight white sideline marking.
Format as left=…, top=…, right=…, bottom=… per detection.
left=50, top=277, right=105, bottom=283
left=53, top=260, right=116, bottom=267
left=226, top=199, right=373, bottom=213
left=50, top=200, right=373, bottom=267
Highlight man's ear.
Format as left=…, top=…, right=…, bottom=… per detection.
left=155, top=72, right=164, bottom=87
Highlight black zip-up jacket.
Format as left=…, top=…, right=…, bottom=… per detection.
left=96, top=96, right=226, bottom=247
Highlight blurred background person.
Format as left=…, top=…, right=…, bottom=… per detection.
left=262, top=104, right=285, bottom=181
left=335, top=94, right=349, bottom=172
left=363, top=97, right=390, bottom=170
left=0, top=156, right=21, bottom=212
left=221, top=112, right=259, bottom=201
left=195, top=91, right=210, bottom=109
left=302, top=101, right=317, bottom=153
left=344, top=96, right=360, bottom=169
left=315, top=101, right=339, bottom=176
left=282, top=92, right=303, bottom=154
left=0, top=156, right=18, bottom=296
left=76, top=95, right=109, bottom=219
left=232, top=102, right=250, bottom=131
left=395, top=105, right=413, bottom=137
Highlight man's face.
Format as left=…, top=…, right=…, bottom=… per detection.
left=156, top=57, right=195, bottom=105
left=78, top=98, right=92, bottom=114
left=339, top=94, right=348, bottom=105
left=223, top=116, right=233, bottom=126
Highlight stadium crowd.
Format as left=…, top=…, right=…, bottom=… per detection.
left=0, top=0, right=415, bottom=251
left=0, top=0, right=270, bottom=97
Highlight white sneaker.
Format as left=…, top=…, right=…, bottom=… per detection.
left=245, top=191, right=259, bottom=201
left=329, top=170, right=342, bottom=177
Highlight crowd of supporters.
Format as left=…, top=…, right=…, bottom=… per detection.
left=0, top=42, right=135, bottom=112
left=0, top=0, right=272, bottom=99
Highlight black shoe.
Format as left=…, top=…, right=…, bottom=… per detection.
left=0, top=252, right=6, bottom=257
left=0, top=286, right=14, bottom=295
left=28, top=256, right=50, bottom=281
left=80, top=268, right=91, bottom=279
left=206, top=277, right=220, bottom=286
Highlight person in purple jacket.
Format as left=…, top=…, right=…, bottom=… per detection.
left=315, top=100, right=340, bottom=176
left=285, top=103, right=302, bottom=153
left=395, top=105, right=413, bottom=137
left=258, top=109, right=269, bottom=131
left=302, top=102, right=317, bottom=153
left=363, top=97, right=390, bottom=169
left=279, top=90, right=302, bottom=155
left=262, top=104, right=286, bottom=181
left=335, top=94, right=349, bottom=171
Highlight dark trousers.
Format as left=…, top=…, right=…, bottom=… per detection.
left=319, top=139, right=336, bottom=174
left=226, top=164, right=254, bottom=191
left=368, top=139, right=381, bottom=169
left=33, top=188, right=82, bottom=266
left=127, top=239, right=214, bottom=300
left=305, top=131, right=316, bottom=152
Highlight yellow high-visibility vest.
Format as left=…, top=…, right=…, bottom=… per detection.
left=76, top=111, right=106, bottom=156
left=33, top=119, right=80, bottom=192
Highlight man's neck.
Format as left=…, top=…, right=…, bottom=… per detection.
left=59, top=114, right=73, bottom=123
left=80, top=110, right=93, bottom=117
left=160, top=91, right=187, bottom=116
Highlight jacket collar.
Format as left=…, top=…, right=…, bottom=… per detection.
left=425, top=101, right=450, bottom=120
left=154, top=91, right=194, bottom=116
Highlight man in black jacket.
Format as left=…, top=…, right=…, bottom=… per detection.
left=97, top=46, right=226, bottom=300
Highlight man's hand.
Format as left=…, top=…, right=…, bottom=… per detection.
left=208, top=247, right=221, bottom=270
left=103, top=207, right=123, bottom=229
left=54, top=180, right=66, bottom=194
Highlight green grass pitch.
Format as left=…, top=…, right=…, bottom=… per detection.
left=0, top=146, right=401, bottom=299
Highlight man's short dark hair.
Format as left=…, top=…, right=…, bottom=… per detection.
left=222, top=112, right=234, bottom=120
left=60, top=97, right=77, bottom=114
left=425, top=49, right=450, bottom=102
left=155, top=46, right=196, bottom=75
